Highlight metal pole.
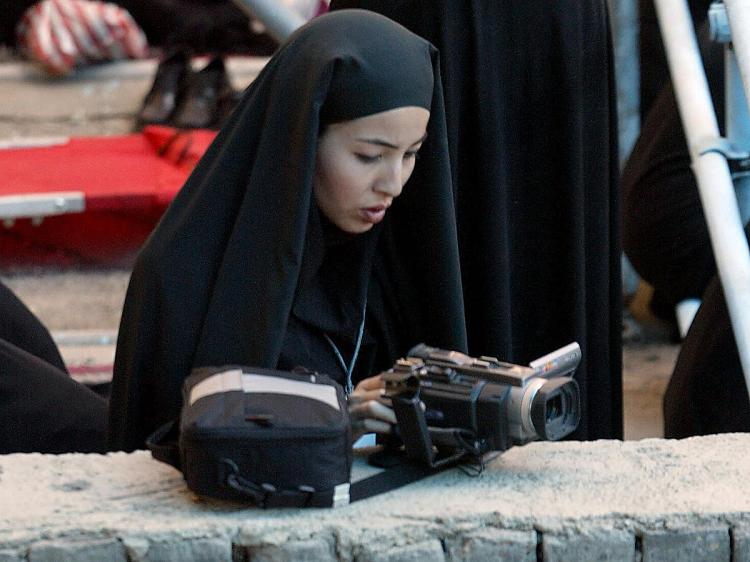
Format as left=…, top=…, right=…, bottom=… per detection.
left=654, top=0, right=750, bottom=394
left=725, top=0, right=750, bottom=107
left=724, top=0, right=750, bottom=221
left=230, top=0, right=306, bottom=43
left=725, top=49, right=750, bottom=222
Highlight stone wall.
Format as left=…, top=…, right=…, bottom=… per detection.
left=1, top=434, right=749, bottom=561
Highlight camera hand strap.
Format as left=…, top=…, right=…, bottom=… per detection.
left=348, top=461, right=450, bottom=504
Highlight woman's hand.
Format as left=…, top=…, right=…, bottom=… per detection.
left=347, top=374, right=397, bottom=441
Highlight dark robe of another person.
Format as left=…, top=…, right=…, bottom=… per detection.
left=330, top=0, right=622, bottom=440
left=0, top=281, right=107, bottom=453
left=114, top=0, right=277, bottom=55
left=622, top=28, right=723, bottom=318
left=622, top=23, right=750, bottom=437
left=108, top=10, right=469, bottom=452
left=638, top=0, right=713, bottom=119
left=664, top=249, right=750, bottom=437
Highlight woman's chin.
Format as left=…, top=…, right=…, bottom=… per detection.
left=338, top=220, right=375, bottom=235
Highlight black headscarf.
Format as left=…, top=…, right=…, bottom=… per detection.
left=330, top=0, right=623, bottom=440
left=108, top=10, right=467, bottom=452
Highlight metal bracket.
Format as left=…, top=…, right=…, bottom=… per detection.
left=230, top=0, right=305, bottom=43
left=709, top=1, right=731, bottom=44
left=0, top=191, right=85, bottom=225
left=697, top=136, right=750, bottom=179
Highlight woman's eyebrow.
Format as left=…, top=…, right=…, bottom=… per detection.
left=355, top=133, right=428, bottom=149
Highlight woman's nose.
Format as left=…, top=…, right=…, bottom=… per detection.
left=376, top=161, right=405, bottom=197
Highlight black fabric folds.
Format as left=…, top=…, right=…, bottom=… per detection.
left=622, top=27, right=722, bottom=314
left=330, top=0, right=623, bottom=440
left=664, top=253, right=750, bottom=438
left=0, top=280, right=107, bottom=454
left=638, top=0, right=713, bottom=118
left=108, top=10, right=467, bottom=452
left=0, top=280, right=67, bottom=372
left=624, top=23, right=750, bottom=437
left=0, top=338, right=107, bottom=453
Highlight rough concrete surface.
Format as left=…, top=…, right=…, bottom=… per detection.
left=2, top=435, right=750, bottom=560
left=540, top=527, right=636, bottom=562
left=443, top=529, right=536, bottom=562
left=639, top=527, right=730, bottom=562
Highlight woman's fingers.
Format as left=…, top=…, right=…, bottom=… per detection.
left=348, top=388, right=386, bottom=405
left=350, top=374, right=391, bottom=406
left=360, top=418, right=392, bottom=435
left=348, top=375, right=397, bottom=441
left=350, top=417, right=392, bottom=442
left=349, top=398, right=397, bottom=426
left=353, top=374, right=385, bottom=392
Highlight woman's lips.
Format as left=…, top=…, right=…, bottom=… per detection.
left=360, top=205, right=387, bottom=224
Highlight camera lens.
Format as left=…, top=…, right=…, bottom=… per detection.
left=545, top=394, right=562, bottom=422
left=530, top=378, right=580, bottom=440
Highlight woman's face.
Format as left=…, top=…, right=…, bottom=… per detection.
left=313, top=106, right=430, bottom=234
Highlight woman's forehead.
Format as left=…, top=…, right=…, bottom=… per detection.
left=328, top=107, right=430, bottom=143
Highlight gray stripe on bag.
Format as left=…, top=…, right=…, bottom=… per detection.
left=189, top=369, right=340, bottom=411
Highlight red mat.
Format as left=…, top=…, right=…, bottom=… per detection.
left=0, top=126, right=217, bottom=268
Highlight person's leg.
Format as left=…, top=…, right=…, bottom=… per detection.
left=0, top=337, right=107, bottom=453
left=0, top=280, right=67, bottom=372
left=664, top=274, right=750, bottom=437
left=624, top=24, right=725, bottom=322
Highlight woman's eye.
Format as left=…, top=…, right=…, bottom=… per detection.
left=404, top=150, right=420, bottom=160
left=355, top=153, right=381, bottom=163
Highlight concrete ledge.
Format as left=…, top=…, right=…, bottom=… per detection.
left=639, top=527, right=730, bottom=562
left=1, top=434, right=750, bottom=561
left=541, top=527, right=635, bottom=561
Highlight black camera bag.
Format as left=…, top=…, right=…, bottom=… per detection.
left=147, top=365, right=353, bottom=508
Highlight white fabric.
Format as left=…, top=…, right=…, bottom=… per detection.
left=16, top=0, right=148, bottom=75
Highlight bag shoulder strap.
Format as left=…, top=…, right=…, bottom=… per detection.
left=146, top=419, right=181, bottom=470
left=146, top=420, right=451, bottom=507
left=225, top=461, right=447, bottom=507
left=349, top=461, right=445, bottom=504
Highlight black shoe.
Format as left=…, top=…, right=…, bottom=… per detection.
left=137, top=49, right=191, bottom=127
left=172, top=56, right=235, bottom=129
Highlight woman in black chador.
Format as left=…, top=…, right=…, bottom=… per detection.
left=329, top=0, right=623, bottom=440
left=0, top=281, right=107, bottom=453
left=108, top=10, right=469, bottom=451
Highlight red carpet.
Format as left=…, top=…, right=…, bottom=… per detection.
left=0, top=126, right=216, bottom=268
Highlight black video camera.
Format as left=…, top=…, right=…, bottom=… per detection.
left=378, top=342, right=582, bottom=468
